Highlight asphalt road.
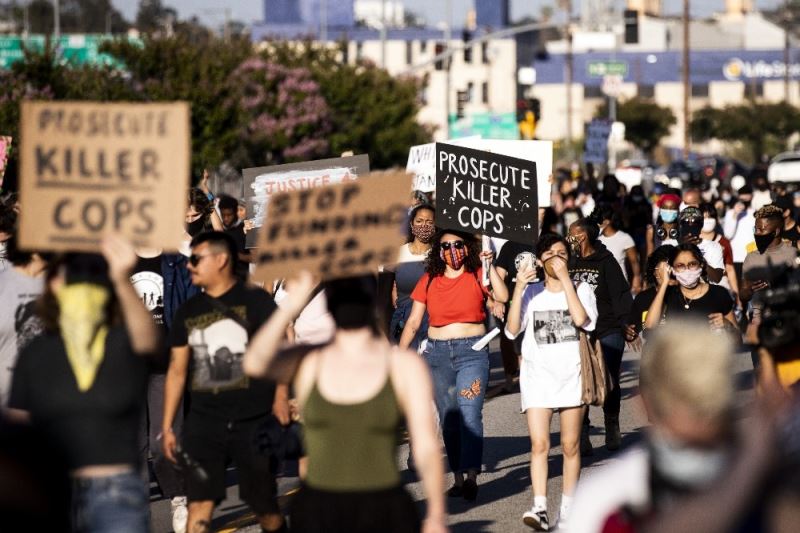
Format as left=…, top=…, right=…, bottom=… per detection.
left=149, top=343, right=755, bottom=532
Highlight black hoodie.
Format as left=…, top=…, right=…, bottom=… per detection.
left=569, top=242, right=632, bottom=339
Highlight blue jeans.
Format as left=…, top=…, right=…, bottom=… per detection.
left=423, top=336, right=489, bottom=474
left=390, top=299, right=428, bottom=350
left=72, top=471, right=148, bottom=533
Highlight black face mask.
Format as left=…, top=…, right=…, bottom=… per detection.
left=754, top=232, right=778, bottom=254
left=740, top=199, right=751, bottom=209
left=186, top=217, right=206, bottom=238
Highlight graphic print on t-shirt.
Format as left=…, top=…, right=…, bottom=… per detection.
left=131, top=271, right=164, bottom=325
left=185, top=310, right=249, bottom=392
left=14, top=299, right=42, bottom=352
left=533, top=310, right=578, bottom=344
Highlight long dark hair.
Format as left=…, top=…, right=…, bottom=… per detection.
left=37, top=254, right=121, bottom=334
left=406, top=204, right=435, bottom=243
left=425, top=229, right=482, bottom=278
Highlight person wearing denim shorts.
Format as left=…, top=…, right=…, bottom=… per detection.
left=8, top=241, right=162, bottom=533
left=400, top=229, right=508, bottom=501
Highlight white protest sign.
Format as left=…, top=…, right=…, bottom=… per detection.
left=461, top=140, right=553, bottom=207
left=406, top=136, right=481, bottom=193
left=584, top=119, right=612, bottom=165
left=243, top=154, right=370, bottom=247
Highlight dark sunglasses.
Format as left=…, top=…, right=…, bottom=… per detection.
left=188, top=253, right=217, bottom=266
left=440, top=240, right=466, bottom=251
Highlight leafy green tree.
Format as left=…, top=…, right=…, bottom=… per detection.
left=690, top=101, right=800, bottom=162
left=20, top=0, right=129, bottom=34
left=596, top=97, right=676, bottom=155
left=135, top=0, right=177, bottom=34
left=261, top=40, right=432, bottom=168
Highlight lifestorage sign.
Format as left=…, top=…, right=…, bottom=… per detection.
left=253, top=171, right=411, bottom=282
left=435, top=143, right=538, bottom=243
left=18, top=101, right=189, bottom=252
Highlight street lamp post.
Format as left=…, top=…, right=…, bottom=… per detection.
left=565, top=0, right=574, bottom=158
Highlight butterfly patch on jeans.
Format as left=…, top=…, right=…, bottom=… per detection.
left=460, top=378, right=482, bottom=400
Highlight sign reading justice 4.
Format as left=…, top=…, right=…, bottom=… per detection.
left=18, top=101, right=189, bottom=252
left=435, top=143, right=538, bottom=243
left=253, top=172, right=411, bottom=283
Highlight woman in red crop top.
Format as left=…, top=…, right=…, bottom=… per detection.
left=399, top=229, right=508, bottom=501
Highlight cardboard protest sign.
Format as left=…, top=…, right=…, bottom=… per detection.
left=436, top=143, right=538, bottom=244
left=406, top=136, right=480, bottom=193
left=18, top=101, right=189, bottom=252
left=465, top=139, right=553, bottom=207
left=253, top=171, right=411, bottom=283
left=0, top=136, right=11, bottom=190
left=584, top=119, right=612, bottom=164
left=243, top=154, right=369, bottom=248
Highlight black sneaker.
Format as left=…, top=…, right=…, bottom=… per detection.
left=523, top=508, right=549, bottom=530
left=446, top=484, right=463, bottom=498
left=462, top=479, right=478, bottom=501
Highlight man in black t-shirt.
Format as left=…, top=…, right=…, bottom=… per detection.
left=162, top=232, right=288, bottom=533
left=494, top=240, right=536, bottom=389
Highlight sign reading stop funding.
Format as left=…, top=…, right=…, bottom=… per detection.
left=435, top=143, right=538, bottom=244
left=18, top=101, right=189, bottom=252
left=253, top=171, right=411, bottom=282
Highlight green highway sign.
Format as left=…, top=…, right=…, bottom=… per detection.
left=587, top=60, right=629, bottom=78
left=0, top=34, right=141, bottom=69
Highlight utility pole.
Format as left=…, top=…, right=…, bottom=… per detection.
left=445, top=0, right=452, bottom=138
left=784, top=0, right=791, bottom=103
left=381, top=0, right=387, bottom=68
left=320, top=0, right=327, bottom=42
left=565, top=0, right=574, bottom=157
left=23, top=1, right=30, bottom=37
left=224, top=7, right=231, bottom=41
left=53, top=0, right=60, bottom=41
left=682, top=0, right=690, bottom=158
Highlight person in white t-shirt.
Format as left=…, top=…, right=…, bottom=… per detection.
left=505, top=233, right=598, bottom=531
left=723, top=185, right=756, bottom=282
left=592, top=204, right=642, bottom=294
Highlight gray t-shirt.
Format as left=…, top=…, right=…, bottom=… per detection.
left=0, top=268, right=44, bottom=405
left=743, top=242, right=798, bottom=315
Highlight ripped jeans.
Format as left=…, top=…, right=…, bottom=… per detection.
left=423, top=336, right=490, bottom=474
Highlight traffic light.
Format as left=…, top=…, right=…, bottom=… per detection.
left=435, top=42, right=446, bottom=70
left=456, top=90, right=469, bottom=120
left=624, top=9, right=639, bottom=44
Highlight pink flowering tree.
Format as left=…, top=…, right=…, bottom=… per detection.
left=230, top=57, right=331, bottom=166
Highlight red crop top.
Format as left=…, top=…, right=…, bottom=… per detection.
left=410, top=268, right=489, bottom=327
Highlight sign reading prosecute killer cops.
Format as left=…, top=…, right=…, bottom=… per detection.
left=243, top=154, right=369, bottom=248
left=18, top=101, right=189, bottom=252
left=435, top=143, right=538, bottom=244
left=253, top=171, right=411, bottom=283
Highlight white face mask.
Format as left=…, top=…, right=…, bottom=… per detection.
left=650, top=432, right=729, bottom=489
left=702, top=219, right=716, bottom=233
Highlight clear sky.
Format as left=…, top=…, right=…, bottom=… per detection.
left=112, top=0, right=787, bottom=29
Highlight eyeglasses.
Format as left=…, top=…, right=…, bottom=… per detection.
left=672, top=261, right=701, bottom=272
left=189, top=253, right=218, bottom=266
left=440, top=240, right=465, bottom=250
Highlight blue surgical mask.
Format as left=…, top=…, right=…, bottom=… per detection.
left=660, top=209, right=678, bottom=223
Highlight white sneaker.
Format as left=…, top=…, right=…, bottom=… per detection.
left=523, top=507, right=549, bottom=531
left=558, top=507, right=570, bottom=530
left=170, top=496, right=188, bottom=533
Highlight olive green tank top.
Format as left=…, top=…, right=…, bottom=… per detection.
left=303, top=360, right=402, bottom=492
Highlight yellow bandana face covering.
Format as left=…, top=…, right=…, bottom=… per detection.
left=56, top=283, right=110, bottom=392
